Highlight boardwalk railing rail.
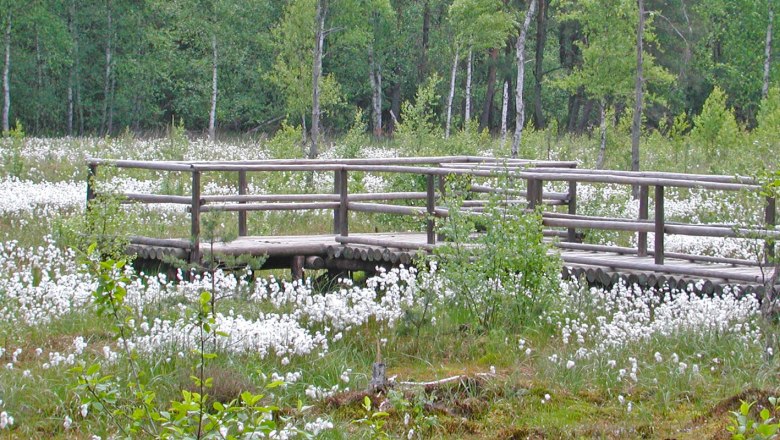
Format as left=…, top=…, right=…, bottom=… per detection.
left=86, top=156, right=777, bottom=282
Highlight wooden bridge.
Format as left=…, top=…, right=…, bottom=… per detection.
left=85, top=156, right=779, bottom=294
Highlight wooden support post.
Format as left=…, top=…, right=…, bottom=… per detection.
left=238, top=170, right=248, bottom=236
left=291, top=255, right=305, bottom=280
left=654, top=185, right=664, bottom=265
left=333, top=169, right=342, bottom=234
left=190, top=170, right=201, bottom=264
left=338, top=168, right=349, bottom=237
left=527, top=178, right=542, bottom=209
left=426, top=174, right=436, bottom=245
left=567, top=180, right=577, bottom=242
left=437, top=174, right=446, bottom=242
left=766, top=195, right=776, bottom=262
left=638, top=185, right=649, bottom=256
left=86, top=163, right=97, bottom=209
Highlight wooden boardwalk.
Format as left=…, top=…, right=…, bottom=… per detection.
left=87, top=156, right=778, bottom=295
left=129, top=232, right=774, bottom=294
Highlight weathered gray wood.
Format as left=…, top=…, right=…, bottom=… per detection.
left=339, top=169, right=349, bottom=237
left=638, top=185, right=649, bottom=256
left=524, top=167, right=757, bottom=185
left=562, top=254, right=760, bottom=283
left=122, top=193, right=193, bottom=204
left=349, top=202, right=427, bottom=217
left=567, top=181, right=577, bottom=242
left=335, top=235, right=434, bottom=251
left=426, top=174, right=436, bottom=245
left=130, top=236, right=192, bottom=249
left=305, top=256, right=326, bottom=270
left=238, top=170, right=248, bottom=236
left=190, top=171, right=201, bottom=263
left=291, top=256, right=305, bottom=280
left=655, top=185, right=664, bottom=265
left=200, top=202, right=340, bottom=212
left=543, top=218, right=655, bottom=233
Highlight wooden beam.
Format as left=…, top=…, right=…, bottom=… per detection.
left=426, top=174, right=436, bottom=245
left=655, top=185, right=664, bottom=265
left=638, top=185, right=649, bottom=256
left=190, top=171, right=201, bottom=264
left=567, top=180, right=577, bottom=242
left=238, top=170, right=248, bottom=236
left=339, top=168, right=349, bottom=237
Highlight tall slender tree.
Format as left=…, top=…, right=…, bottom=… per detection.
left=511, top=0, right=537, bottom=158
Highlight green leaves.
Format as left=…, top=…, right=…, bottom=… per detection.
left=726, top=398, right=780, bottom=440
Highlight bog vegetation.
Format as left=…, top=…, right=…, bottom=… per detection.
left=2, top=0, right=780, bottom=437
left=0, top=92, right=779, bottom=437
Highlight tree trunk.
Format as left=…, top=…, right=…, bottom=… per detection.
left=2, top=12, right=10, bottom=133
left=596, top=100, right=607, bottom=169
left=101, top=0, right=112, bottom=137
left=479, top=48, right=498, bottom=131
left=511, top=0, right=537, bottom=158
left=500, top=80, right=509, bottom=146
left=35, top=30, right=42, bottom=132
left=67, top=0, right=76, bottom=136
left=310, top=0, right=328, bottom=159
left=465, top=48, right=473, bottom=123
left=631, top=0, right=645, bottom=193
left=209, top=34, right=218, bottom=142
left=764, top=1, right=774, bottom=99
left=368, top=44, right=382, bottom=137
left=419, top=0, right=430, bottom=82
left=532, top=0, right=548, bottom=129
left=445, top=46, right=459, bottom=138
left=390, top=80, right=401, bottom=134
left=108, top=68, right=115, bottom=134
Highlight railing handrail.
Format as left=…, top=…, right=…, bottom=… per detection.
left=85, top=156, right=776, bottom=268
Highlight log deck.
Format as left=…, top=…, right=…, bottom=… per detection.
left=87, top=156, right=778, bottom=295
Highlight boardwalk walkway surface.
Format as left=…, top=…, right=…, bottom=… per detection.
left=87, top=156, right=779, bottom=294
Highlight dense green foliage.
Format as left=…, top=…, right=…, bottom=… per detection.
left=1, top=0, right=779, bottom=142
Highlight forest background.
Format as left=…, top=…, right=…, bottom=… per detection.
left=1, top=0, right=778, bottom=169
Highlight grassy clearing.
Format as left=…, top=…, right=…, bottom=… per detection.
left=0, top=130, right=778, bottom=439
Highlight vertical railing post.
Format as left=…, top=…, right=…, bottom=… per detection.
left=86, top=163, right=97, bottom=208
left=766, top=195, right=776, bottom=262
left=426, top=174, right=436, bottom=245
left=638, top=185, right=649, bottom=256
left=190, top=170, right=201, bottom=263
left=333, top=169, right=342, bottom=234
left=567, top=180, right=577, bottom=242
left=527, top=178, right=542, bottom=209
left=437, top=174, right=447, bottom=242
left=338, top=168, right=349, bottom=237
left=238, top=170, right=247, bottom=237
left=654, top=185, right=665, bottom=265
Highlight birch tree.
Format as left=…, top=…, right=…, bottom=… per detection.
left=448, top=0, right=513, bottom=135
left=511, top=0, right=537, bottom=158
left=764, top=0, right=774, bottom=99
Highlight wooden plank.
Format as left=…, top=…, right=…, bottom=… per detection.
left=238, top=170, right=248, bottom=236
left=655, top=185, right=664, bottom=265
left=190, top=171, right=201, bottom=263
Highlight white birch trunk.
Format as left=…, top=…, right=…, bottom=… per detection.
left=310, top=0, right=327, bottom=159
left=500, top=80, right=509, bottom=144
left=101, top=0, right=112, bottom=136
left=465, top=48, right=472, bottom=123
left=764, top=3, right=774, bottom=99
left=2, top=13, right=10, bottom=133
left=209, top=34, right=218, bottom=142
left=511, top=0, right=537, bottom=158
left=445, top=46, right=459, bottom=139
left=368, top=45, right=382, bottom=137
left=596, top=100, right=607, bottom=169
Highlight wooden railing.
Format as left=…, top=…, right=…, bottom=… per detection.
left=86, top=156, right=777, bottom=274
